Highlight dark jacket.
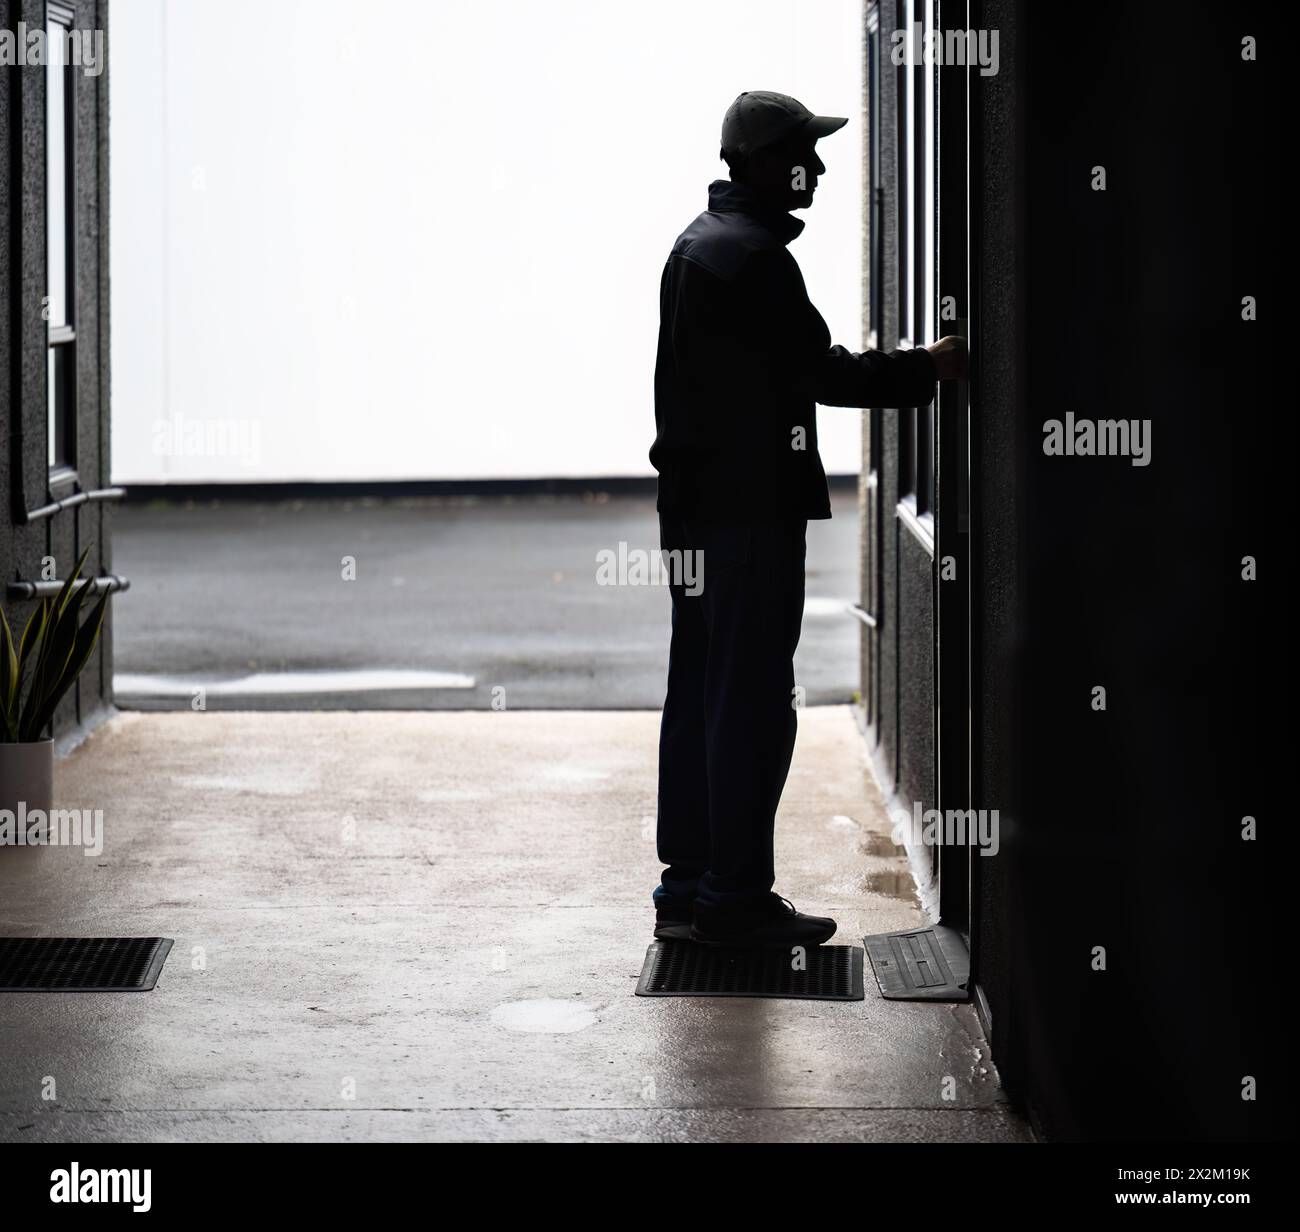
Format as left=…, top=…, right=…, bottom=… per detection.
left=650, top=179, right=937, bottom=520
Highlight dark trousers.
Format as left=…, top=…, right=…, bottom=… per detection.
left=655, top=510, right=808, bottom=905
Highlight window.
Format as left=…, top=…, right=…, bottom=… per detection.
left=897, top=0, right=936, bottom=518
left=867, top=4, right=883, bottom=351
left=867, top=3, right=883, bottom=489
left=47, top=2, right=77, bottom=477
left=896, top=0, right=909, bottom=358
left=918, top=0, right=936, bottom=514
left=866, top=3, right=885, bottom=643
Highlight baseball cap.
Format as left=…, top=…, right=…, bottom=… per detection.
left=720, top=90, right=849, bottom=158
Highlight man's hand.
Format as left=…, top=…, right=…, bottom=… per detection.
left=925, top=335, right=969, bottom=381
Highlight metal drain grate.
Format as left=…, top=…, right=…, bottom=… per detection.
left=635, top=941, right=864, bottom=1000
left=0, top=938, right=173, bottom=992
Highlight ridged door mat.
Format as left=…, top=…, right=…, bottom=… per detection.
left=863, top=925, right=970, bottom=1000
left=0, top=937, right=173, bottom=991
left=635, top=940, right=864, bottom=1000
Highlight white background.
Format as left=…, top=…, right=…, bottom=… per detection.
left=110, top=0, right=865, bottom=483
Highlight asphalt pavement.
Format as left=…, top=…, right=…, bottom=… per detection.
left=111, top=490, right=863, bottom=710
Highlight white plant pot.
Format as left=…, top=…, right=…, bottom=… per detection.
left=0, top=739, right=54, bottom=822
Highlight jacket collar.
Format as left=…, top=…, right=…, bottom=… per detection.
left=707, top=179, right=805, bottom=245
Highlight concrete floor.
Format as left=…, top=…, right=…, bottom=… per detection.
left=0, top=707, right=1032, bottom=1143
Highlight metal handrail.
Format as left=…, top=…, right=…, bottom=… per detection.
left=24, top=486, right=127, bottom=524
left=6, top=574, right=131, bottom=601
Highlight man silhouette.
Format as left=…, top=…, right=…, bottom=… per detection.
left=649, top=91, right=967, bottom=947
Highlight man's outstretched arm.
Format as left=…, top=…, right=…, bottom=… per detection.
left=813, top=335, right=968, bottom=408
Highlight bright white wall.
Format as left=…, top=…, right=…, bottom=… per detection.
left=110, top=0, right=864, bottom=483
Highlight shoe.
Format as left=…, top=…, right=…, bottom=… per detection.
left=691, top=893, right=837, bottom=948
left=653, top=896, right=695, bottom=942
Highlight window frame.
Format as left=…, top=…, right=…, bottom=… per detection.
left=46, top=0, right=79, bottom=490
left=867, top=4, right=883, bottom=353
left=896, top=0, right=937, bottom=530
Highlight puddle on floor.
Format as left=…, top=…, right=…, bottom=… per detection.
left=861, top=832, right=905, bottom=857
left=861, top=868, right=918, bottom=900
left=819, top=867, right=919, bottom=902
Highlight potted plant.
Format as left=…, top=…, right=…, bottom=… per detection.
left=0, top=547, right=111, bottom=820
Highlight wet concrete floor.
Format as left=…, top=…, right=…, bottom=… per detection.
left=0, top=708, right=1032, bottom=1143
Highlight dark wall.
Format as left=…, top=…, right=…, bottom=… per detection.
left=969, top=0, right=1027, bottom=1122
left=1, top=0, right=114, bottom=738
left=979, top=0, right=1280, bottom=1139
left=868, top=0, right=1280, bottom=1140
left=896, top=530, right=934, bottom=805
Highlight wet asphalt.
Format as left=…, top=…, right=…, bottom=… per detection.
left=110, top=490, right=863, bottom=711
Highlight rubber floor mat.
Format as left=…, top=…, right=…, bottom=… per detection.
left=0, top=937, right=173, bottom=991
left=635, top=940, right=864, bottom=1000
left=862, top=925, right=969, bottom=1000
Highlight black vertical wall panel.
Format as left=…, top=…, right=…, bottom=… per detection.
left=858, top=14, right=873, bottom=727
left=969, top=0, right=1026, bottom=1109
left=0, top=0, right=14, bottom=561
left=896, top=527, right=935, bottom=810
left=1007, top=0, right=1278, bottom=1140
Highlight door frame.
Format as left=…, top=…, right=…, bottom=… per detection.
left=933, top=0, right=977, bottom=942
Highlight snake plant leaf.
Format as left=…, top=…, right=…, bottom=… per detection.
left=26, top=554, right=82, bottom=673
left=27, top=588, right=110, bottom=739
left=25, top=597, right=50, bottom=677
left=18, top=603, right=45, bottom=663
left=19, top=586, right=87, bottom=737
left=20, top=614, right=75, bottom=738
left=21, top=563, right=96, bottom=737
left=19, top=600, right=52, bottom=737
left=0, top=607, right=17, bottom=733
left=53, top=568, right=93, bottom=665
left=28, top=592, right=65, bottom=704
left=1, top=544, right=111, bottom=743
left=54, top=545, right=93, bottom=619
left=14, top=605, right=47, bottom=713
